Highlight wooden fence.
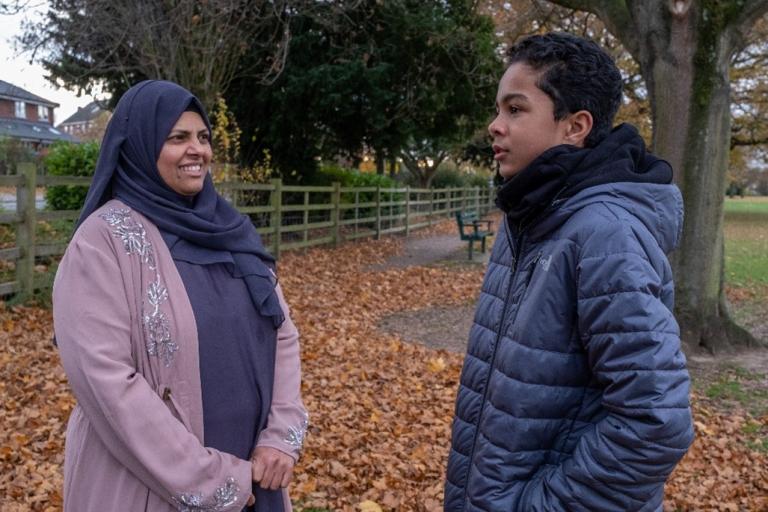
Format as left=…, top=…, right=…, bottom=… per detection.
left=0, top=163, right=495, bottom=298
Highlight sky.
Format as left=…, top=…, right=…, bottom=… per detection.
left=0, top=6, right=104, bottom=125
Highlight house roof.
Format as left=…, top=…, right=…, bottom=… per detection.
left=0, top=80, right=59, bottom=108
left=59, top=101, right=107, bottom=125
left=0, top=118, right=78, bottom=144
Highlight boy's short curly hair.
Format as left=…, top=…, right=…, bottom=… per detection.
left=506, top=32, right=623, bottom=147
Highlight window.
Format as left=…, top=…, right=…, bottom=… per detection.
left=38, top=105, right=49, bottom=121
left=15, top=101, right=26, bottom=118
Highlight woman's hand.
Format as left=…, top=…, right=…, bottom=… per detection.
left=251, top=446, right=295, bottom=490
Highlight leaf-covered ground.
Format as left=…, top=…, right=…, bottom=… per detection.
left=1, top=219, right=767, bottom=511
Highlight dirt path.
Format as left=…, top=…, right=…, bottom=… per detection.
left=367, top=233, right=492, bottom=271
left=375, top=225, right=768, bottom=420
left=377, top=304, right=474, bottom=354
left=373, top=224, right=492, bottom=354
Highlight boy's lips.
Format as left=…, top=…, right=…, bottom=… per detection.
left=492, top=144, right=508, bottom=160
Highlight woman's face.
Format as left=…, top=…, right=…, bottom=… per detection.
left=156, top=111, right=212, bottom=196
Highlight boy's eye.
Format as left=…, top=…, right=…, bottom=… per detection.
left=508, top=105, right=520, bottom=114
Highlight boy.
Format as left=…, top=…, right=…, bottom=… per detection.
left=445, top=33, right=694, bottom=511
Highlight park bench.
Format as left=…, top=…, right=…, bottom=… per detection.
left=455, top=211, right=494, bottom=260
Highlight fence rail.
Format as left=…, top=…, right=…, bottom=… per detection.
left=0, top=163, right=495, bottom=298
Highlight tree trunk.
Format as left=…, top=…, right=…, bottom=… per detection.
left=375, top=152, right=385, bottom=175
left=550, top=0, right=768, bottom=351
left=629, top=1, right=756, bottom=351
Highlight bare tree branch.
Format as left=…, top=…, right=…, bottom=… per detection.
left=18, top=0, right=295, bottom=109
left=547, top=0, right=638, bottom=56
left=735, top=0, right=768, bottom=40
left=0, top=0, right=33, bottom=15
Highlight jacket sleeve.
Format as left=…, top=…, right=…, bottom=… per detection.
left=53, top=228, right=252, bottom=510
left=254, top=282, right=308, bottom=462
left=518, top=220, right=694, bottom=512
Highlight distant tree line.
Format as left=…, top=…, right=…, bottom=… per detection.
left=16, top=0, right=501, bottom=187
left=10, top=0, right=768, bottom=350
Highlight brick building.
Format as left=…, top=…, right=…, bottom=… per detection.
left=0, top=79, right=77, bottom=150
left=58, top=101, right=109, bottom=140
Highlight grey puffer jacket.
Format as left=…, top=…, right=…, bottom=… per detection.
left=445, top=181, right=694, bottom=511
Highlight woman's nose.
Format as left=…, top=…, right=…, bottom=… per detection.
left=186, top=139, right=204, bottom=155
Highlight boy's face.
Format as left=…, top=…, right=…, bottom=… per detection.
left=489, top=62, right=574, bottom=179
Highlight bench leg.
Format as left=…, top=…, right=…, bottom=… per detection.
left=468, top=240, right=473, bottom=260
left=481, top=236, right=487, bottom=253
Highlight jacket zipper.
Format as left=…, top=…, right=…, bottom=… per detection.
left=462, top=217, right=526, bottom=509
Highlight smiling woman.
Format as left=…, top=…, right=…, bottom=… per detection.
left=156, top=111, right=213, bottom=196
left=52, top=80, right=307, bottom=512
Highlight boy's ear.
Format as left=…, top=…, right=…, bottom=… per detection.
left=563, top=110, right=593, bottom=148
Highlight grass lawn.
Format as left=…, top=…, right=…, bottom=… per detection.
left=688, top=198, right=768, bottom=455
left=724, top=196, right=768, bottom=288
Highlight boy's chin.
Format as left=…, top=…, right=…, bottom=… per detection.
left=499, top=166, right=522, bottom=180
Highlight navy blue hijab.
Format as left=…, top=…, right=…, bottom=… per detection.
left=78, top=80, right=284, bottom=328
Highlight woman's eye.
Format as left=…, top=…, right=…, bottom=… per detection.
left=199, top=133, right=210, bottom=143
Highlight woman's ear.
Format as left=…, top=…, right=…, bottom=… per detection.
left=564, top=110, right=594, bottom=148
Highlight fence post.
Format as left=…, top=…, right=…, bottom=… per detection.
left=488, top=184, right=494, bottom=211
left=375, top=186, right=382, bottom=240
left=475, top=186, right=480, bottom=214
left=16, top=162, right=36, bottom=299
left=332, top=181, right=341, bottom=247
left=405, top=186, right=411, bottom=236
left=303, top=190, right=309, bottom=245
left=429, top=189, right=435, bottom=226
left=271, top=178, right=282, bottom=259
left=354, top=190, right=359, bottom=237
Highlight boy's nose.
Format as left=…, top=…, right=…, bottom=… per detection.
left=488, top=115, right=504, bottom=137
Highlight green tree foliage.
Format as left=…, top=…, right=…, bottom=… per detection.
left=43, top=141, right=99, bottom=210
left=227, top=0, right=501, bottom=184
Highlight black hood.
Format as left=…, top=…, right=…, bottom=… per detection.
left=495, top=123, right=673, bottom=232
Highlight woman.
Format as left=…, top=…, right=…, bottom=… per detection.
left=52, top=80, right=307, bottom=511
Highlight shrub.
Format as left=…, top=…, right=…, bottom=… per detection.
left=313, top=164, right=399, bottom=188
left=431, top=166, right=466, bottom=189
left=301, top=165, right=403, bottom=221
left=44, top=141, right=100, bottom=210
left=430, top=164, right=493, bottom=189
left=466, top=172, right=493, bottom=188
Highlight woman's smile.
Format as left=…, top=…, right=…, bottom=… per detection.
left=156, top=111, right=212, bottom=196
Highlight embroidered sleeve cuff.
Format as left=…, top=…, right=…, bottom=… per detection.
left=256, top=411, right=309, bottom=461
left=171, top=458, right=251, bottom=512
